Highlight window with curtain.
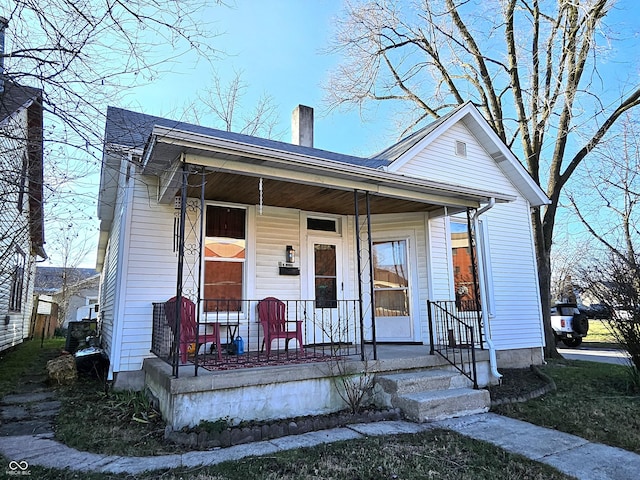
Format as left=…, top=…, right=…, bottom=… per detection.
left=204, top=206, right=246, bottom=312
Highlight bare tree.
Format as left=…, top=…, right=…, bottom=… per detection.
left=325, top=0, right=640, bottom=357
left=3, top=0, right=220, bottom=147
left=567, top=114, right=639, bottom=271
left=185, top=70, right=282, bottom=139
left=567, top=114, right=639, bottom=380
left=47, top=220, right=97, bottom=326
left=0, top=1, right=221, bottom=266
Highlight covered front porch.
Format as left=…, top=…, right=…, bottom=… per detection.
left=137, top=118, right=506, bottom=426
left=144, top=134, right=502, bottom=368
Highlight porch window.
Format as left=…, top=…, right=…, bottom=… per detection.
left=450, top=220, right=480, bottom=310
left=373, top=240, right=409, bottom=317
left=204, top=206, right=246, bottom=312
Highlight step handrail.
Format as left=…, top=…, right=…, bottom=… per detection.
left=428, top=300, right=478, bottom=389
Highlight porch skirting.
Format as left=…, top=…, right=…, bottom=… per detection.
left=143, top=347, right=493, bottom=430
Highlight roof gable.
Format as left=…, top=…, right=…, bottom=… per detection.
left=0, top=81, right=41, bottom=124
left=381, top=102, right=549, bottom=207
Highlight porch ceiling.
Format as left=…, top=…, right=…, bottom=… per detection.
left=187, top=171, right=444, bottom=215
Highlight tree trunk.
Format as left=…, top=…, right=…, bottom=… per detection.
left=532, top=209, right=561, bottom=359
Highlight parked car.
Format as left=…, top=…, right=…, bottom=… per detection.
left=578, top=303, right=612, bottom=320
left=551, top=302, right=589, bottom=347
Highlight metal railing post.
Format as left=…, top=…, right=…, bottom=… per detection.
left=427, top=300, right=435, bottom=355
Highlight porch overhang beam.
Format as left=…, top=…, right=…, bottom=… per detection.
left=158, top=153, right=185, bottom=204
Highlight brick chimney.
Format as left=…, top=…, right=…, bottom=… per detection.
left=291, top=105, right=314, bottom=148
left=0, top=17, right=8, bottom=94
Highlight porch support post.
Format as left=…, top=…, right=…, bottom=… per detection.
left=366, top=192, right=377, bottom=360
left=193, top=168, right=206, bottom=377
left=466, top=207, right=483, bottom=347
left=353, top=190, right=365, bottom=361
left=173, top=163, right=189, bottom=377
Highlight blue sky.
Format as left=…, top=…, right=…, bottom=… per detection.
left=38, top=0, right=639, bottom=268
left=122, top=0, right=395, bottom=157
left=40, top=1, right=402, bottom=268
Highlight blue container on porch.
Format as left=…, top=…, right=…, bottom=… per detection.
left=234, top=336, right=244, bottom=355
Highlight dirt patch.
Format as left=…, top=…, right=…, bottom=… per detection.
left=488, top=366, right=556, bottom=406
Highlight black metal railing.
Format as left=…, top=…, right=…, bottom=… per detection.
left=427, top=300, right=480, bottom=389
left=151, top=299, right=363, bottom=376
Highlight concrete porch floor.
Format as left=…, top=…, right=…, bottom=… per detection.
left=148, top=343, right=488, bottom=380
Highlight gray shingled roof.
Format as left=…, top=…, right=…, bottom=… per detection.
left=369, top=107, right=462, bottom=162
left=105, top=106, right=392, bottom=169
left=0, top=81, right=42, bottom=124
left=34, top=267, right=98, bottom=295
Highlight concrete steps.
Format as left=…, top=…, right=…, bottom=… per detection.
left=376, top=369, right=490, bottom=422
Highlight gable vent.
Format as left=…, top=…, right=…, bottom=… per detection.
left=455, top=140, right=467, bottom=157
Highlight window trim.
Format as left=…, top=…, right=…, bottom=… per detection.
left=202, top=203, right=248, bottom=317
left=303, top=213, right=342, bottom=237
left=9, top=248, right=26, bottom=312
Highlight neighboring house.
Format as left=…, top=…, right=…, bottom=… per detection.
left=0, top=43, right=46, bottom=352
left=97, top=102, right=549, bottom=427
left=33, top=267, right=99, bottom=329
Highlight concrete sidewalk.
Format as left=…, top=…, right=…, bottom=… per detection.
left=2, top=413, right=640, bottom=478
left=436, top=413, right=640, bottom=480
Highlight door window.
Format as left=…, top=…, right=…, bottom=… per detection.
left=373, top=240, right=409, bottom=317
left=314, top=244, right=337, bottom=308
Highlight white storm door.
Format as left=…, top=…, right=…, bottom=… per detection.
left=373, top=239, right=414, bottom=341
left=306, top=239, right=344, bottom=345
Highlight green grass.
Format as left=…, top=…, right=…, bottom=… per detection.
left=0, top=337, right=65, bottom=397
left=493, top=358, right=640, bottom=453
left=55, top=377, right=181, bottom=456
left=0, top=339, right=574, bottom=479
left=582, top=319, right=618, bottom=347
left=22, top=429, right=572, bottom=480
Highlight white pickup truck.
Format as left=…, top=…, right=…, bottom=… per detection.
left=551, top=302, right=589, bottom=347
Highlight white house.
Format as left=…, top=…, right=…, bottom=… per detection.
left=97, top=102, right=549, bottom=427
left=34, top=267, right=100, bottom=329
left=0, top=75, right=46, bottom=352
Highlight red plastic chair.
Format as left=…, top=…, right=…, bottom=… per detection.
left=258, top=297, right=304, bottom=356
left=164, top=296, right=221, bottom=363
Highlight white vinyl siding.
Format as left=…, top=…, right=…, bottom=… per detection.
left=98, top=152, right=127, bottom=365
left=427, top=216, right=453, bottom=300
left=255, top=206, right=301, bottom=301
left=0, top=107, right=38, bottom=351
left=482, top=198, right=544, bottom=350
left=398, top=122, right=513, bottom=194
left=396, top=120, right=544, bottom=352
left=116, top=174, right=179, bottom=372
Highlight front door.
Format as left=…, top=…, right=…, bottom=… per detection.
left=307, top=239, right=343, bottom=345
left=372, top=239, right=414, bottom=341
